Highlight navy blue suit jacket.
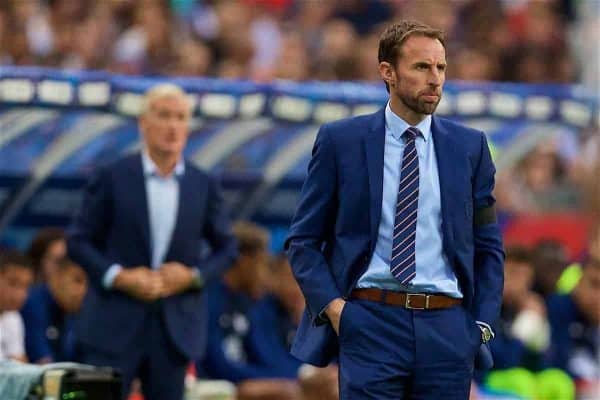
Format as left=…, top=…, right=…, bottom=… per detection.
left=286, top=109, right=504, bottom=368
left=67, top=153, right=237, bottom=360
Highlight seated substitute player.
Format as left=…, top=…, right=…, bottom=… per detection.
left=0, top=250, right=35, bottom=362
left=21, top=256, right=87, bottom=363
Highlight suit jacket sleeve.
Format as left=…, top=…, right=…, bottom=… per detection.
left=285, top=124, right=342, bottom=325
left=66, top=167, right=118, bottom=286
left=472, top=132, right=504, bottom=329
left=197, top=175, right=238, bottom=284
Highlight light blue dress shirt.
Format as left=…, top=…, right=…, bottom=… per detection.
left=102, top=151, right=185, bottom=288
left=356, top=103, right=462, bottom=298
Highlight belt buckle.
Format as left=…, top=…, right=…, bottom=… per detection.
left=405, top=293, right=430, bottom=309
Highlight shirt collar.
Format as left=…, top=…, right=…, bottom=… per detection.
left=385, top=102, right=432, bottom=143
left=142, top=150, right=185, bottom=178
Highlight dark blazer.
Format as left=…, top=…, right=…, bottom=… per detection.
left=67, top=154, right=237, bottom=360
left=286, top=108, right=504, bottom=368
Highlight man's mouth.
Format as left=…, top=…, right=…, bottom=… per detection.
left=421, top=94, right=439, bottom=101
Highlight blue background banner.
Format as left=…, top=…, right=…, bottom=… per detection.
left=0, top=68, right=597, bottom=249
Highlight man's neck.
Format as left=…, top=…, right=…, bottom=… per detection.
left=147, top=150, right=179, bottom=177
left=389, top=96, right=427, bottom=126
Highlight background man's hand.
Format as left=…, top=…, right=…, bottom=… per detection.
left=325, top=298, right=346, bottom=336
left=113, top=267, right=164, bottom=302
left=159, top=262, right=194, bottom=297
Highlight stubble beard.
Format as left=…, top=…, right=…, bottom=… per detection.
left=400, top=92, right=441, bottom=116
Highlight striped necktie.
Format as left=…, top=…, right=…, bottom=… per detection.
left=390, top=126, right=420, bottom=284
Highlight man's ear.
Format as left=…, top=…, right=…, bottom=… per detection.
left=379, top=61, right=395, bottom=87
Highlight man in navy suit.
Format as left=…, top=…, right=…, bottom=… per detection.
left=286, top=20, right=504, bottom=399
left=67, top=83, right=237, bottom=400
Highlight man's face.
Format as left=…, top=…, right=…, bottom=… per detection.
left=139, top=95, right=191, bottom=159
left=383, top=35, right=446, bottom=115
left=0, top=265, right=33, bottom=311
left=41, top=239, right=66, bottom=277
left=239, top=249, right=270, bottom=300
left=52, top=263, right=87, bottom=314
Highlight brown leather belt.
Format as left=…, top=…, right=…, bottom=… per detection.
left=350, top=288, right=462, bottom=310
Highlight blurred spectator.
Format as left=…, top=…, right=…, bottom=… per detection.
left=483, top=246, right=576, bottom=400
left=355, top=29, right=382, bottom=81
left=171, top=38, right=213, bottom=77
left=574, top=130, right=600, bottom=224
left=112, top=0, right=176, bottom=75
left=273, top=31, right=310, bottom=81
left=546, top=256, right=600, bottom=384
left=572, top=0, right=600, bottom=92
left=0, top=250, right=34, bottom=362
left=26, top=227, right=66, bottom=282
left=333, top=0, right=391, bottom=35
left=246, top=1, right=283, bottom=80
left=312, top=19, right=359, bottom=80
left=450, top=47, right=499, bottom=81
left=531, top=240, right=570, bottom=298
left=0, top=0, right=585, bottom=85
left=198, top=221, right=277, bottom=380
left=498, top=142, right=580, bottom=214
left=247, top=254, right=303, bottom=378
left=20, top=257, right=87, bottom=364
left=490, top=246, right=549, bottom=370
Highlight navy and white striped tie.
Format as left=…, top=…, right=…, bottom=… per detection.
left=390, top=126, right=420, bottom=284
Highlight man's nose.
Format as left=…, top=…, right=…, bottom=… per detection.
left=428, top=69, right=442, bottom=86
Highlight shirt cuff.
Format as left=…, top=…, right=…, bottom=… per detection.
left=476, top=320, right=495, bottom=339
left=102, top=264, right=123, bottom=289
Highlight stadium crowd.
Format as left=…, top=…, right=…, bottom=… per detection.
left=0, top=0, right=597, bottom=86
left=0, top=0, right=598, bottom=399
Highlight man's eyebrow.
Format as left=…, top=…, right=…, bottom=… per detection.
left=412, top=61, right=447, bottom=66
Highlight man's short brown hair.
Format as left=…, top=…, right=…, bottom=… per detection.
left=504, top=246, right=532, bottom=265
left=27, top=227, right=64, bottom=269
left=232, top=221, right=270, bottom=255
left=378, top=20, right=445, bottom=65
left=0, top=250, right=33, bottom=273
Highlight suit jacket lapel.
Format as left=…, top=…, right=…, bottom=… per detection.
left=364, top=108, right=386, bottom=250
left=431, top=116, right=456, bottom=254
left=164, top=163, right=193, bottom=262
left=131, top=154, right=152, bottom=263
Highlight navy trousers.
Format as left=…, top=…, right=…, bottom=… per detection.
left=79, top=311, right=188, bottom=400
left=337, top=299, right=481, bottom=399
